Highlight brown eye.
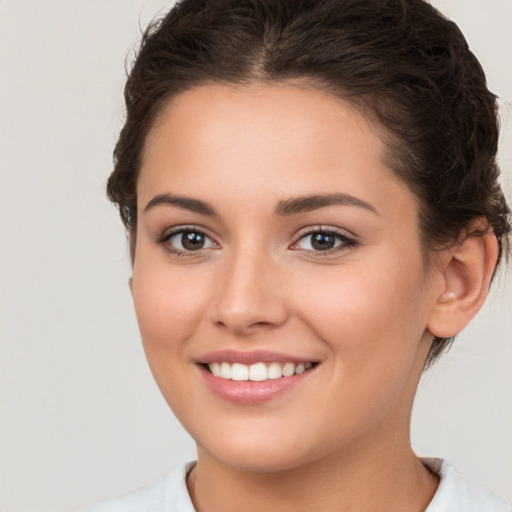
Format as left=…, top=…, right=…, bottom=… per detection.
left=292, top=229, right=356, bottom=254
left=181, top=231, right=206, bottom=251
left=310, top=232, right=336, bottom=251
left=162, top=228, right=218, bottom=254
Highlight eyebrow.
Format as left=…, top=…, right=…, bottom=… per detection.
left=275, top=193, right=379, bottom=216
left=144, top=193, right=217, bottom=216
left=143, top=192, right=378, bottom=217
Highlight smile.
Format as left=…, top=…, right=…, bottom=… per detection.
left=207, top=361, right=314, bottom=381
left=196, top=351, right=320, bottom=404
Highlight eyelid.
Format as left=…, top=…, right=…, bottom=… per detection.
left=289, top=225, right=358, bottom=254
left=156, top=224, right=220, bottom=255
left=154, top=223, right=357, bottom=257
left=293, top=224, right=357, bottom=240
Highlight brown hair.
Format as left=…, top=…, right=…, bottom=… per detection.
left=108, top=0, right=510, bottom=366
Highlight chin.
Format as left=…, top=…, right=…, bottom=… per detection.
left=195, top=427, right=325, bottom=474
left=213, top=448, right=312, bottom=474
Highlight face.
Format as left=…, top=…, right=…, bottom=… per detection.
left=132, top=83, right=441, bottom=472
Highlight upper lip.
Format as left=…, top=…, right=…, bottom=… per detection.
left=195, top=349, right=319, bottom=365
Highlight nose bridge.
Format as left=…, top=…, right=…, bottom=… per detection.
left=209, top=237, right=287, bottom=334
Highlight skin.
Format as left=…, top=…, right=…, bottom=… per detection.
left=130, top=83, right=496, bottom=511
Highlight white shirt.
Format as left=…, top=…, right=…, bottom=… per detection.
left=85, top=458, right=512, bottom=511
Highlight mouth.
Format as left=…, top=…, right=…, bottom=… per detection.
left=203, top=361, right=316, bottom=381
left=195, top=351, right=320, bottom=404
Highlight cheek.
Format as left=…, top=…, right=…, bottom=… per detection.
left=131, top=261, right=208, bottom=359
left=288, top=258, right=431, bottom=440
left=130, top=261, right=212, bottom=416
left=293, top=252, right=430, bottom=371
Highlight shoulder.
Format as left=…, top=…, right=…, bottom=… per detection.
left=424, top=458, right=512, bottom=512
left=83, top=461, right=196, bottom=512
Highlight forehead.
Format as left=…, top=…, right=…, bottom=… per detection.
left=138, top=82, right=415, bottom=220
left=143, top=83, right=383, bottom=166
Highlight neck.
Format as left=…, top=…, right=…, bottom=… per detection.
left=187, top=427, right=438, bottom=512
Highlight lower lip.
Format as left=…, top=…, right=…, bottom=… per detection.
left=198, top=365, right=315, bottom=405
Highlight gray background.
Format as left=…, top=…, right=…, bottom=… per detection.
left=0, top=1, right=510, bottom=510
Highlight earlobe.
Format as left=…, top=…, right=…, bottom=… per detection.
left=427, top=226, right=499, bottom=339
left=128, top=277, right=134, bottom=295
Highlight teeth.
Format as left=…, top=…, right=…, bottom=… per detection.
left=220, top=362, right=231, bottom=379
left=295, top=363, right=306, bottom=374
left=248, top=362, right=267, bottom=381
left=282, top=362, right=295, bottom=377
left=210, top=362, right=221, bottom=377
left=267, top=362, right=282, bottom=380
left=231, top=363, right=249, bottom=381
left=207, top=361, right=315, bottom=381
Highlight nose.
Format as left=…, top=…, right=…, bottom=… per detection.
left=207, top=246, right=289, bottom=336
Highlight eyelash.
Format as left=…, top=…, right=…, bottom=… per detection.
left=290, top=226, right=358, bottom=256
left=156, top=226, right=217, bottom=258
left=156, top=225, right=358, bottom=257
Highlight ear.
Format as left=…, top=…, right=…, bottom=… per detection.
left=427, top=225, right=499, bottom=339
left=128, top=277, right=134, bottom=295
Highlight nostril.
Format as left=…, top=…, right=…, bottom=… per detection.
left=213, top=318, right=275, bottom=334
left=252, top=321, right=273, bottom=328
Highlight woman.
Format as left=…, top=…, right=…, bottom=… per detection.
left=87, top=0, right=511, bottom=510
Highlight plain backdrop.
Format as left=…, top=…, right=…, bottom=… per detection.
left=0, top=1, right=511, bottom=510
